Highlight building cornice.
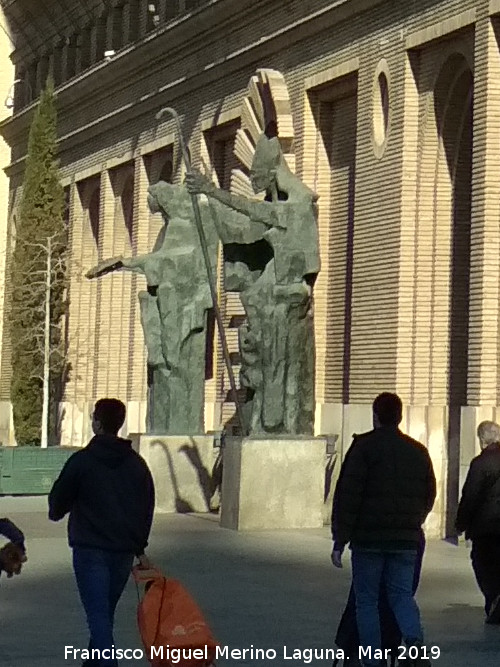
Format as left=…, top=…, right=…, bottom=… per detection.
left=1, top=0, right=386, bottom=177
left=0, top=0, right=266, bottom=143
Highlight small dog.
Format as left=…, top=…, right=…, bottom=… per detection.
left=0, top=542, right=27, bottom=578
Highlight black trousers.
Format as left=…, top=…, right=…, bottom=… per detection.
left=471, top=536, right=500, bottom=614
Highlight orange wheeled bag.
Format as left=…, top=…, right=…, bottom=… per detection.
left=133, top=567, right=218, bottom=667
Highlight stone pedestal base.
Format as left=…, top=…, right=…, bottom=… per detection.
left=220, top=437, right=326, bottom=531
left=130, top=434, right=216, bottom=513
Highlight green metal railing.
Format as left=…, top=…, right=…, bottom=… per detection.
left=0, top=446, right=79, bottom=495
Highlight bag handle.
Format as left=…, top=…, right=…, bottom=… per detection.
left=152, top=576, right=169, bottom=649
left=132, top=565, right=163, bottom=584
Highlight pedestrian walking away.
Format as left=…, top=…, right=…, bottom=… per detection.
left=456, top=420, right=500, bottom=625
left=48, top=398, right=155, bottom=667
left=331, top=393, right=436, bottom=667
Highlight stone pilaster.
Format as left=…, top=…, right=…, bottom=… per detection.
left=126, top=154, right=150, bottom=433
left=62, top=178, right=100, bottom=446
left=302, top=91, right=330, bottom=416
left=94, top=169, right=114, bottom=398
left=108, top=168, right=134, bottom=402
left=468, top=16, right=500, bottom=406
left=396, top=53, right=419, bottom=403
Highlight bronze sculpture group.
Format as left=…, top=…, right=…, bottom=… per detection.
left=87, top=72, right=320, bottom=438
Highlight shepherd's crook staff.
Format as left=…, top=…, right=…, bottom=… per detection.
left=155, top=107, right=247, bottom=435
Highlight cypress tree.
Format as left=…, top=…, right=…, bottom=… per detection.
left=9, top=78, right=67, bottom=446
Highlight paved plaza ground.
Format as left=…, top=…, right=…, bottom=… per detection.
left=0, top=496, right=498, bottom=666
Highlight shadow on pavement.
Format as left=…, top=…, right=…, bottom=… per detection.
left=0, top=509, right=498, bottom=666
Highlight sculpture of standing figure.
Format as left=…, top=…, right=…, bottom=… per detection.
left=86, top=182, right=219, bottom=435
left=186, top=123, right=320, bottom=435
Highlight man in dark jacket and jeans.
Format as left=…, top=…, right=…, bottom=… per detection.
left=456, top=420, right=500, bottom=624
left=49, top=398, right=155, bottom=666
left=332, top=393, right=436, bottom=667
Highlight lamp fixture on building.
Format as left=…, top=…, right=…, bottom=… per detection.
left=148, top=3, right=160, bottom=26
left=4, top=78, right=33, bottom=110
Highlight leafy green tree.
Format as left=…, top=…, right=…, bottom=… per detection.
left=9, top=77, right=68, bottom=446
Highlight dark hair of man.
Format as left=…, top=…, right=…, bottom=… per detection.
left=373, top=392, right=403, bottom=426
left=94, top=398, right=126, bottom=435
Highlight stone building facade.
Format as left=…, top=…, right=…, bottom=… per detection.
left=0, top=0, right=499, bottom=535
left=0, top=8, right=14, bottom=445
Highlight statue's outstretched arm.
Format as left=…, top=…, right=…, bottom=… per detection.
left=86, top=255, right=147, bottom=280
left=121, top=255, right=148, bottom=274
left=209, top=187, right=283, bottom=227
left=185, top=171, right=285, bottom=229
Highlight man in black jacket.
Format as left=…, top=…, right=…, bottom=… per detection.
left=332, top=393, right=436, bottom=667
left=49, top=398, right=155, bottom=667
left=456, top=420, right=500, bottom=624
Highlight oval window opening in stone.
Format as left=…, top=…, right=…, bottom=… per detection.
left=374, top=70, right=390, bottom=149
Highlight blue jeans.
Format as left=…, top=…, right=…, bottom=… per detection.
left=73, top=547, right=134, bottom=666
left=352, top=550, right=423, bottom=667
